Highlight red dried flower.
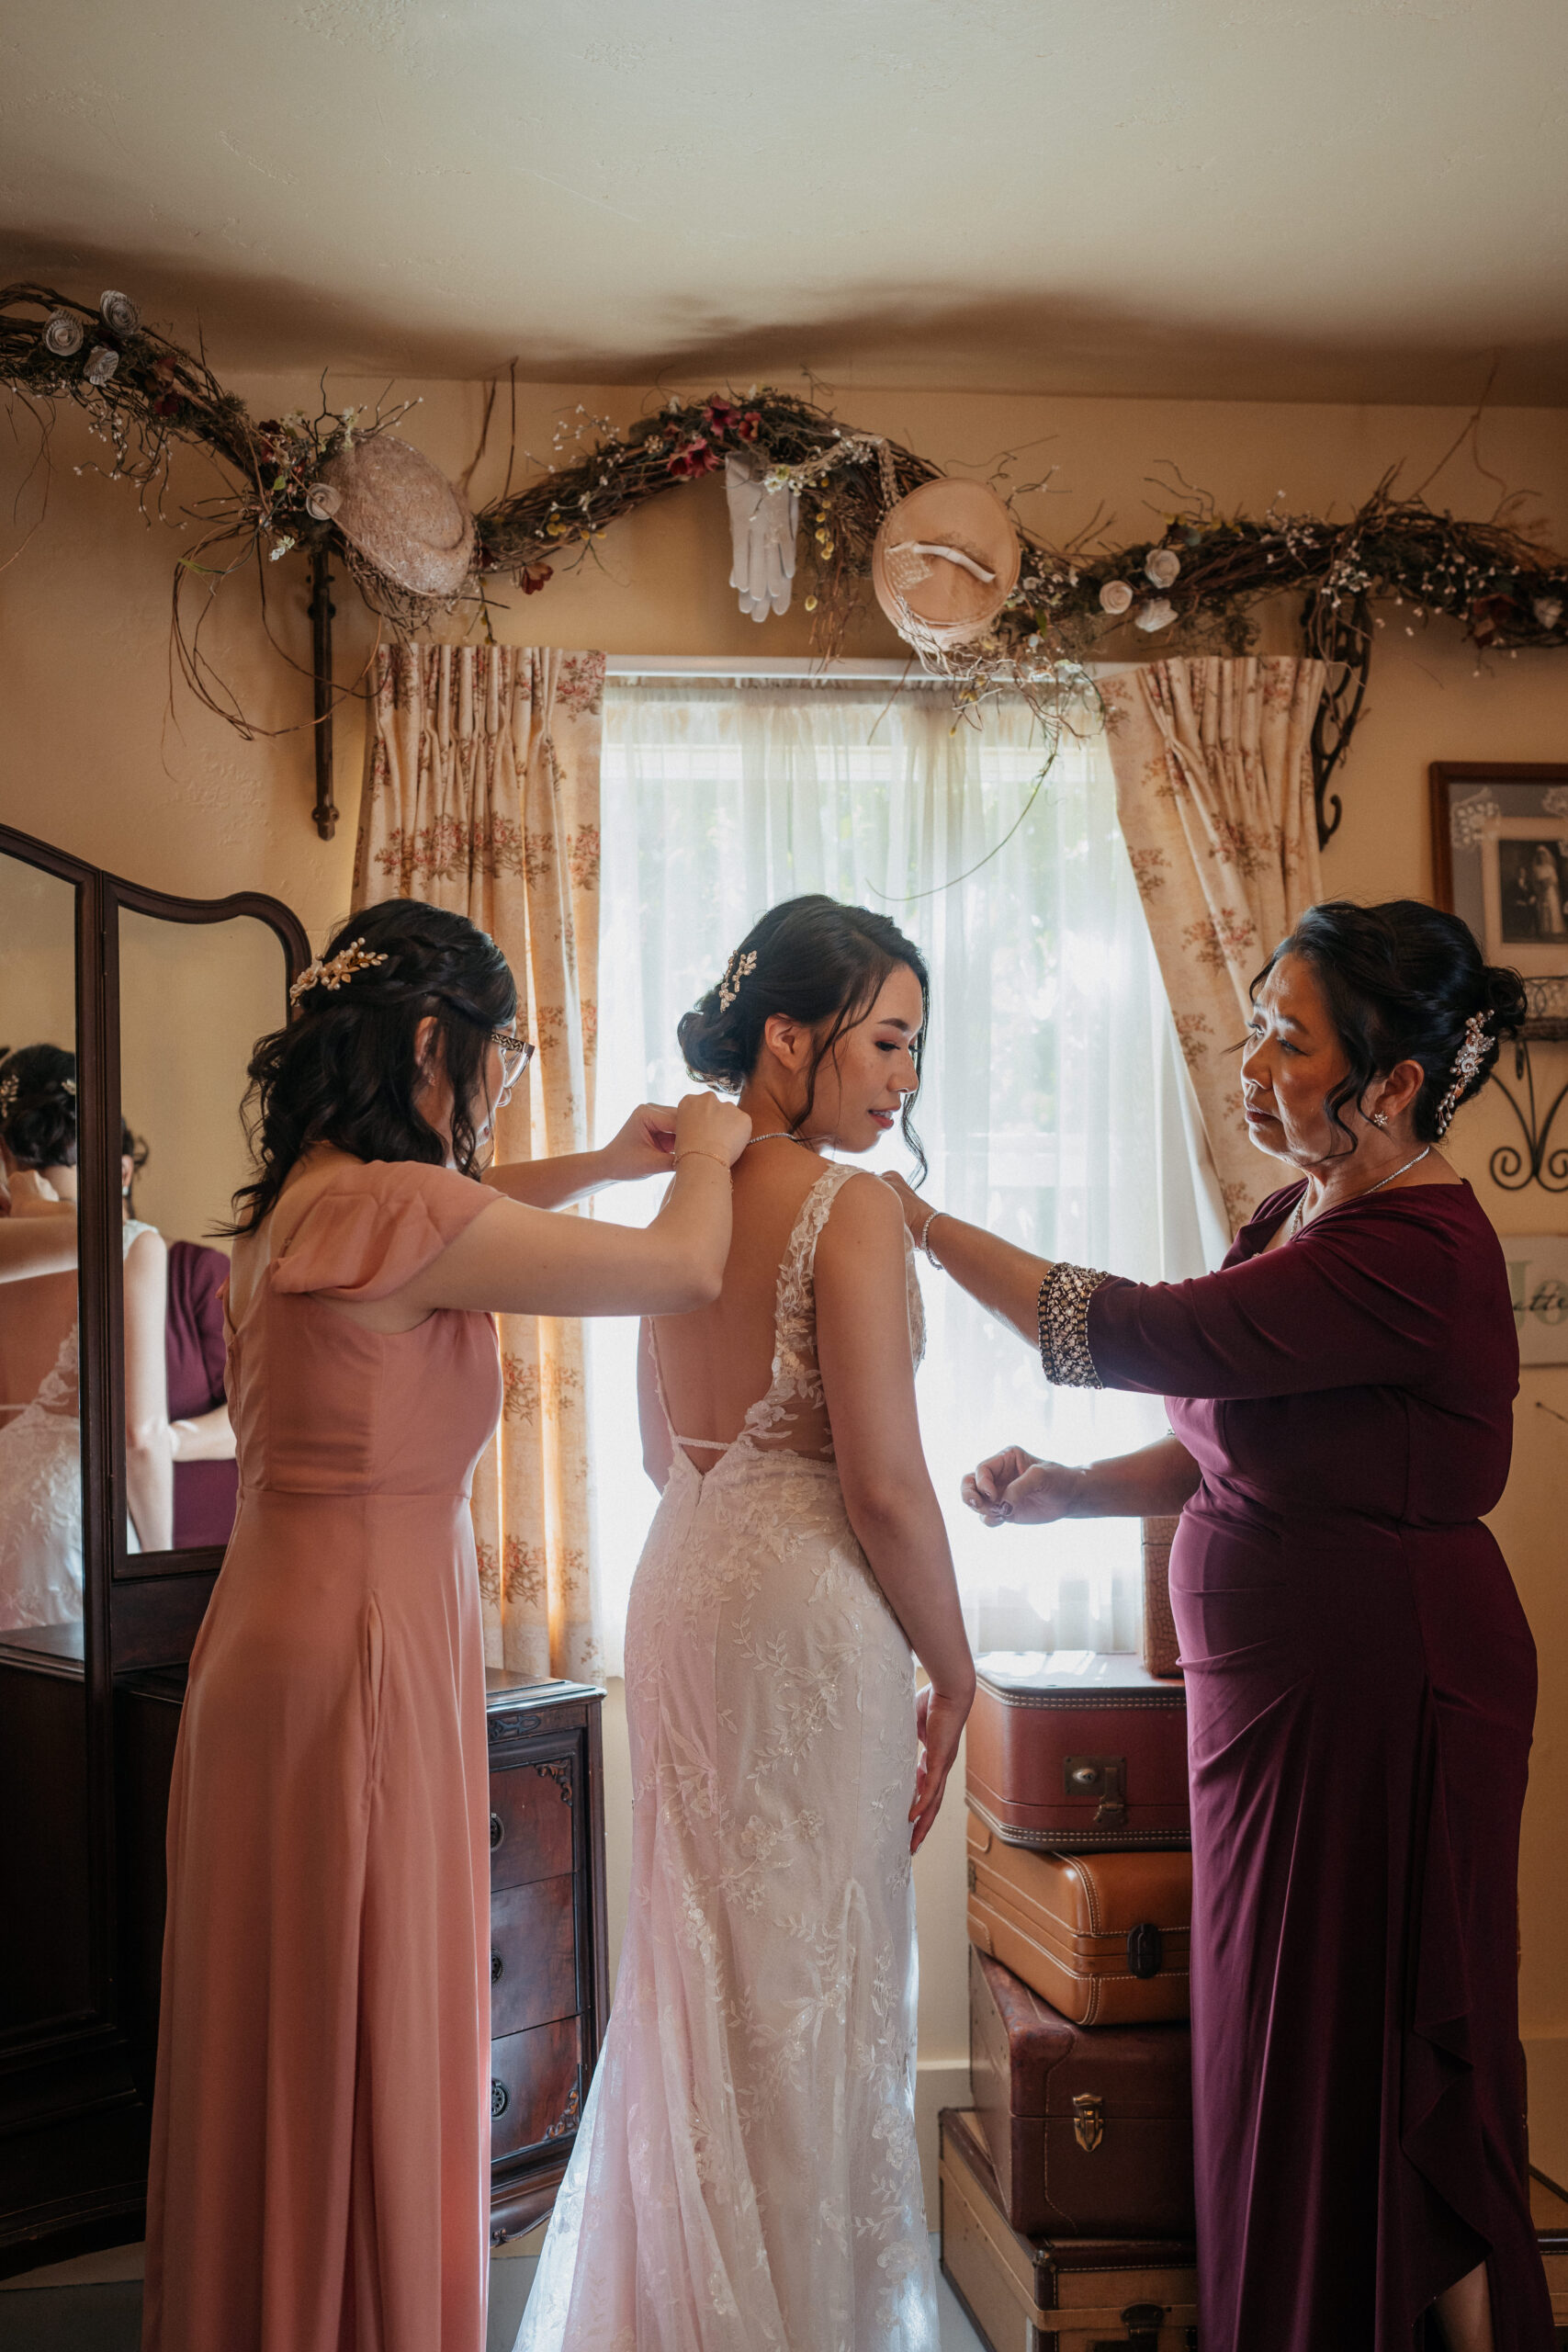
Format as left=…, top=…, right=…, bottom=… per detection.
left=152, top=393, right=180, bottom=418
left=521, top=564, right=553, bottom=594
left=705, top=400, right=739, bottom=434
left=737, top=410, right=761, bottom=442
left=667, top=437, right=718, bottom=478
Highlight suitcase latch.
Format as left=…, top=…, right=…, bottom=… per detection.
left=1089, top=2302, right=1165, bottom=2350
left=1065, top=1754, right=1127, bottom=1827
left=1072, top=2091, right=1104, bottom=2152
left=1126, top=1921, right=1165, bottom=1978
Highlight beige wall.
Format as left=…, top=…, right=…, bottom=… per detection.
left=3, top=378, right=1565, bottom=2197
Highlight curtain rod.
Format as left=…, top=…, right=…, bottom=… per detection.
left=602, top=655, right=1104, bottom=686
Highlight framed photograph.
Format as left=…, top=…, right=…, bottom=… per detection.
left=1431, top=764, right=1568, bottom=1029
left=1501, top=1235, right=1568, bottom=1365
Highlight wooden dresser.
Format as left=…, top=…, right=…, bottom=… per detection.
left=485, top=1671, right=609, bottom=2242
left=112, top=1666, right=609, bottom=2247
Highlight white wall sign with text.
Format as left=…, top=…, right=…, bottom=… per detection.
left=1503, top=1237, right=1568, bottom=1366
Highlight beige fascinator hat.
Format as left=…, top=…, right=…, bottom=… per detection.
left=314, top=434, right=476, bottom=600
left=872, top=478, right=1021, bottom=653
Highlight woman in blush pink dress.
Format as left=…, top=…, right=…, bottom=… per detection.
left=141, top=899, right=750, bottom=2352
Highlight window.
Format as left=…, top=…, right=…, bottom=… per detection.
left=587, top=678, right=1218, bottom=1673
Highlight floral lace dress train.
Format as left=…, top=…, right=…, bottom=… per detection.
left=515, top=1164, right=938, bottom=2352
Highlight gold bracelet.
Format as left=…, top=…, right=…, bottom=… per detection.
left=673, top=1148, right=732, bottom=1172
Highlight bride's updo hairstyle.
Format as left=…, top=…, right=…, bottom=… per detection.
left=679, top=894, right=931, bottom=1180
left=0, top=1044, right=81, bottom=1170
left=228, top=899, right=516, bottom=1234
left=0, top=1043, right=146, bottom=1186
left=1252, top=898, right=1527, bottom=1151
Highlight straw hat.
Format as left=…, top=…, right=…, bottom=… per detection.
left=315, top=433, right=476, bottom=600
left=872, top=478, right=1021, bottom=653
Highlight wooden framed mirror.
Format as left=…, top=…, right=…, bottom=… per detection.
left=0, top=820, right=306, bottom=2264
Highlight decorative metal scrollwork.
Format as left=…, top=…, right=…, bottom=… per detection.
left=533, top=1759, right=573, bottom=1806
left=1488, top=1041, right=1568, bottom=1193
left=544, top=2068, right=583, bottom=2142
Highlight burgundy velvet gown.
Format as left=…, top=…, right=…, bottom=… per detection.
left=1077, top=1179, right=1552, bottom=2352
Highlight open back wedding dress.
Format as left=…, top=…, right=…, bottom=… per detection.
left=515, top=1161, right=939, bottom=2352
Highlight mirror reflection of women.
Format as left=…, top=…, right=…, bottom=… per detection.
left=886, top=902, right=1553, bottom=2352
left=142, top=900, right=750, bottom=2352
left=0, top=1045, right=173, bottom=1629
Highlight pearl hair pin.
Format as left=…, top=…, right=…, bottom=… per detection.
left=716, top=948, right=757, bottom=1012
left=1433, top=1010, right=1491, bottom=1136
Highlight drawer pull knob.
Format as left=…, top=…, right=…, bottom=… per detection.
left=491, top=2079, right=509, bottom=2118
left=491, top=1950, right=503, bottom=1984
left=1126, top=1922, right=1164, bottom=1979
left=490, top=1812, right=503, bottom=1851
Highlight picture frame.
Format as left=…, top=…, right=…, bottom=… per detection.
left=1430, top=763, right=1568, bottom=1035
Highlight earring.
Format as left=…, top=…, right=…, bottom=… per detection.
left=1369, top=1111, right=1389, bottom=1130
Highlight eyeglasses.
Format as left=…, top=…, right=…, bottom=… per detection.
left=490, top=1027, right=536, bottom=1088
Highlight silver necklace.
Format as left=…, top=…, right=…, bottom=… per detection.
left=744, top=1131, right=808, bottom=1148
left=1289, top=1145, right=1432, bottom=1239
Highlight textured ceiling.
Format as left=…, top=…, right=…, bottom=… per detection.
left=2, top=0, right=1566, bottom=401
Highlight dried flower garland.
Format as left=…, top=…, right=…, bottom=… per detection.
left=5, top=278, right=1568, bottom=823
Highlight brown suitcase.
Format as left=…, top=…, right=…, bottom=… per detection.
left=970, top=1945, right=1195, bottom=2239
left=940, top=2105, right=1198, bottom=2351
left=1530, top=2167, right=1568, bottom=2330
left=1140, top=1517, right=1183, bottom=1679
left=967, top=1654, right=1190, bottom=1852
left=967, top=1811, right=1191, bottom=2026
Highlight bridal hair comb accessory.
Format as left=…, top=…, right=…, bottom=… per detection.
left=289, top=939, right=389, bottom=1007
left=0, top=1073, right=17, bottom=1121
left=717, top=948, right=757, bottom=1013
left=1434, top=1010, right=1490, bottom=1135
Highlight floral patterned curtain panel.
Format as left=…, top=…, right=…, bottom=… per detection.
left=352, top=642, right=607, bottom=1679
left=1099, top=657, right=1325, bottom=1233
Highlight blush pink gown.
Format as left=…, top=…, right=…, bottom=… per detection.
left=142, top=1159, right=503, bottom=2352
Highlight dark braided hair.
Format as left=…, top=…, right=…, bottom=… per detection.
left=226, top=899, right=517, bottom=1235
left=677, top=895, right=931, bottom=1182
left=1251, top=899, right=1527, bottom=1153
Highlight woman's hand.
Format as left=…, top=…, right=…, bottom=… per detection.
left=879, top=1170, right=931, bottom=1238
left=963, top=1445, right=1088, bottom=1527
left=910, top=1681, right=973, bottom=1854
left=672, top=1091, right=751, bottom=1170
left=599, top=1102, right=679, bottom=1182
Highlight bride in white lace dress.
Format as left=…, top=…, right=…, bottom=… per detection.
left=517, top=898, right=974, bottom=2352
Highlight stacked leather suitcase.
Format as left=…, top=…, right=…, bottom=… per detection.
left=942, top=1526, right=1199, bottom=2350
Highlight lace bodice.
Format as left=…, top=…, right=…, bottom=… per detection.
left=653, top=1165, right=925, bottom=1467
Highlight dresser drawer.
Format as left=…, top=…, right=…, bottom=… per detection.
left=491, top=2015, right=582, bottom=2160
left=491, top=1873, right=576, bottom=2037
left=490, top=1755, right=575, bottom=1893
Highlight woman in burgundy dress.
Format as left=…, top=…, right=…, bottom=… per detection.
left=887, top=900, right=1552, bottom=2352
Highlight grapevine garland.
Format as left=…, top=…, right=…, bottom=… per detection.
left=4, top=278, right=1567, bottom=836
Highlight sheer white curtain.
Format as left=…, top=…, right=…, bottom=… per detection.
left=587, top=679, right=1219, bottom=1675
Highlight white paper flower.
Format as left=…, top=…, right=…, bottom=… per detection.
left=84, top=345, right=119, bottom=386
left=1533, top=595, right=1564, bottom=631
left=305, top=482, right=342, bottom=522
left=43, top=312, right=84, bottom=356
left=1099, top=579, right=1134, bottom=616
left=1145, top=548, right=1181, bottom=590
left=1450, top=789, right=1500, bottom=852
left=1135, top=597, right=1177, bottom=632
left=98, top=290, right=140, bottom=337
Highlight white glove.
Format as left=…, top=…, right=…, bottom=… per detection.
left=726, top=453, right=799, bottom=622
